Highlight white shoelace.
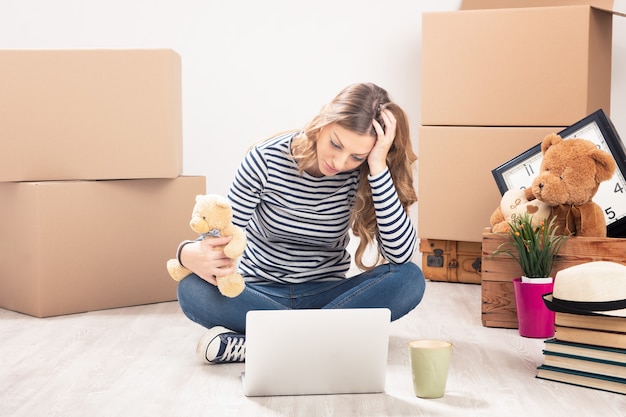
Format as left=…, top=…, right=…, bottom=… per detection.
left=222, top=336, right=246, bottom=362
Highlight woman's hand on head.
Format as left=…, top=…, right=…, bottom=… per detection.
left=179, top=236, right=236, bottom=286
left=369, top=109, right=396, bottom=176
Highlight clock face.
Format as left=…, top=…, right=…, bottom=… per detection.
left=499, top=146, right=542, bottom=191
left=492, top=109, right=626, bottom=237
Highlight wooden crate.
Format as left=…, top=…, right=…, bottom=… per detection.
left=481, top=227, right=626, bottom=329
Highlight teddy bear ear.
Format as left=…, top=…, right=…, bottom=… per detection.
left=213, top=194, right=230, bottom=207
left=541, top=133, right=563, bottom=154
left=592, top=148, right=617, bottom=182
left=195, top=194, right=203, bottom=202
left=524, top=187, right=535, bottom=201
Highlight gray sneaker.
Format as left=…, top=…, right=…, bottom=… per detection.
left=196, top=326, right=246, bottom=364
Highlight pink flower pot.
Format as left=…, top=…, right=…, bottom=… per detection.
left=512, top=278, right=555, bottom=338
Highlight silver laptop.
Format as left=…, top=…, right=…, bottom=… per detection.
left=242, top=308, right=391, bottom=397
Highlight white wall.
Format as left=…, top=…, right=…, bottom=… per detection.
left=1, top=0, right=624, bottom=200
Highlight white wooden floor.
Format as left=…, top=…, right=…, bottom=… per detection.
left=1, top=280, right=624, bottom=417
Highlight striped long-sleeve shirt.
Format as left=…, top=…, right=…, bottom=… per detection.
left=228, top=131, right=416, bottom=284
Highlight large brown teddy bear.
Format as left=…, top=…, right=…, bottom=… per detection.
left=167, top=194, right=247, bottom=298
left=491, top=133, right=616, bottom=237
left=531, top=134, right=615, bottom=237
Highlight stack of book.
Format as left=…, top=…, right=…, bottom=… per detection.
left=536, top=312, right=626, bottom=395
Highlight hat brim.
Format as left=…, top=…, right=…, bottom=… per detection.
left=542, top=293, right=626, bottom=318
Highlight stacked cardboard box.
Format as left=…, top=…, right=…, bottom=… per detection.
left=418, top=2, right=623, bottom=284
left=0, top=49, right=206, bottom=317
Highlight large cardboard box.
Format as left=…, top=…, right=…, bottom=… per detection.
left=0, top=49, right=182, bottom=182
left=461, top=0, right=625, bottom=16
left=481, top=228, right=626, bottom=328
left=417, top=126, right=562, bottom=242
left=0, top=176, right=206, bottom=317
left=421, top=5, right=613, bottom=126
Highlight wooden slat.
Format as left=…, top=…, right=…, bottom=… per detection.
left=481, top=228, right=626, bottom=328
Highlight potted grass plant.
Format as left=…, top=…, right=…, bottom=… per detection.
left=493, top=212, right=569, bottom=282
left=492, top=213, right=569, bottom=338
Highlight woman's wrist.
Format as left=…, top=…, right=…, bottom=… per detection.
left=176, top=240, right=195, bottom=268
left=368, top=164, right=387, bottom=177
left=368, top=165, right=389, bottom=180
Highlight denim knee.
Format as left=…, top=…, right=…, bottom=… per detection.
left=176, top=274, right=216, bottom=328
left=391, top=262, right=426, bottom=319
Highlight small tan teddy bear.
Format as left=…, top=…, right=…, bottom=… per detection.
left=167, top=194, right=246, bottom=298
left=489, top=187, right=551, bottom=234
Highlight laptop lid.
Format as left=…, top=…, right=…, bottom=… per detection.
left=242, top=308, right=391, bottom=397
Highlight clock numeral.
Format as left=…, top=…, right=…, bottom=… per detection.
left=615, top=182, right=624, bottom=194
left=524, top=164, right=534, bottom=177
left=605, top=207, right=616, bottom=220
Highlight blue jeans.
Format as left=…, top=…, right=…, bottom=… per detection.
left=177, top=262, right=426, bottom=333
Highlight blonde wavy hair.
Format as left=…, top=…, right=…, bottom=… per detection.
left=291, top=83, right=417, bottom=270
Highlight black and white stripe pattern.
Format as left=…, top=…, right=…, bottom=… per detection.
left=228, top=132, right=416, bottom=284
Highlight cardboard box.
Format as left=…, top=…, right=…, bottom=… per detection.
left=461, top=0, right=626, bottom=16
left=481, top=228, right=626, bottom=328
left=417, top=126, right=562, bottom=242
left=0, top=176, right=206, bottom=317
left=0, top=49, right=182, bottom=181
left=421, top=5, right=613, bottom=126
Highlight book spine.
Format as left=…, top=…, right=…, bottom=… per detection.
left=536, top=365, right=626, bottom=395
left=554, top=326, right=626, bottom=350
left=555, top=313, right=626, bottom=333
left=542, top=351, right=625, bottom=379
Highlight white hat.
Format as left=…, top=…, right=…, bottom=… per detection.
left=542, top=261, right=626, bottom=317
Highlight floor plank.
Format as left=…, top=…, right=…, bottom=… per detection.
left=1, top=281, right=624, bottom=417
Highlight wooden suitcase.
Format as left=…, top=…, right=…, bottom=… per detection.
left=419, top=238, right=482, bottom=284
left=481, top=227, right=626, bottom=329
